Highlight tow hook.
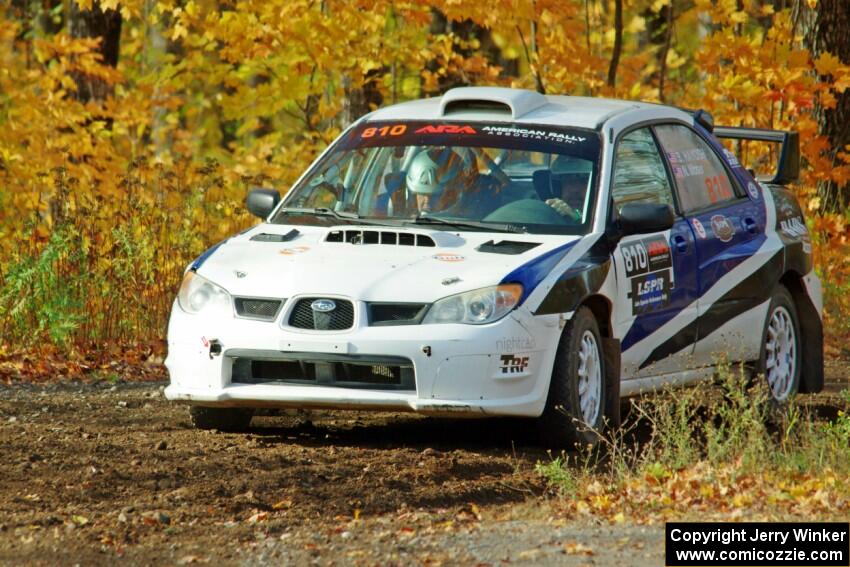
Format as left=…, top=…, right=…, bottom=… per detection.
left=209, top=339, right=222, bottom=359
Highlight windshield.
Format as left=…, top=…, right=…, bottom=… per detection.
left=273, top=121, right=601, bottom=234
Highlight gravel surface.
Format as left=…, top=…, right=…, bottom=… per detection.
left=0, top=357, right=846, bottom=565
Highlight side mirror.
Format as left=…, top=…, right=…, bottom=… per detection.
left=617, top=203, right=675, bottom=236
left=246, top=187, right=280, bottom=219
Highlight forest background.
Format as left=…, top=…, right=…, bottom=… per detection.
left=1, top=0, right=849, bottom=368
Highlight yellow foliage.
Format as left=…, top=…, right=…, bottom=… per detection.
left=0, top=0, right=848, bottom=347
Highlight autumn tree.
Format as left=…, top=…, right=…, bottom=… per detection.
left=796, top=0, right=850, bottom=211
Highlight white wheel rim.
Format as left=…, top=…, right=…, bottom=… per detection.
left=577, top=330, right=602, bottom=425
left=765, top=306, right=797, bottom=401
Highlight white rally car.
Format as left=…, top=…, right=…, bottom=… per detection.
left=165, top=87, right=823, bottom=446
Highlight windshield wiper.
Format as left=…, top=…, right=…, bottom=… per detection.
left=276, top=207, right=394, bottom=226
left=410, top=214, right=526, bottom=234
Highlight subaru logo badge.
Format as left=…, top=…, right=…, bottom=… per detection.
left=311, top=299, right=336, bottom=313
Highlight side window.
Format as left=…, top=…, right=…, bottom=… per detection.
left=654, top=124, right=736, bottom=212
left=612, top=128, right=676, bottom=210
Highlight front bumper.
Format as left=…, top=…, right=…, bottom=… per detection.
left=164, top=300, right=562, bottom=417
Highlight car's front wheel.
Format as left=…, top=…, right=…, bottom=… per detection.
left=537, top=307, right=607, bottom=448
left=758, top=285, right=801, bottom=403
left=189, top=406, right=254, bottom=432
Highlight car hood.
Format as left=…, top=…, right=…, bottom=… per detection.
left=194, top=224, right=581, bottom=303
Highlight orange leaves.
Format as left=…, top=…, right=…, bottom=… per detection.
left=814, top=52, right=843, bottom=77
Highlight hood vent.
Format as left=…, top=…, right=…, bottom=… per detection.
left=326, top=229, right=436, bottom=247
left=250, top=229, right=300, bottom=242
left=476, top=240, right=541, bottom=255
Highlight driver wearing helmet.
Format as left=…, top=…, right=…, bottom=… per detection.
left=405, top=148, right=468, bottom=214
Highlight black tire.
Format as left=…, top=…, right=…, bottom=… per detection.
left=189, top=406, right=254, bottom=432
left=537, top=307, right=607, bottom=448
left=757, top=285, right=801, bottom=404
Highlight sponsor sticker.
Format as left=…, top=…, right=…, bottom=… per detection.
left=480, top=125, right=586, bottom=144
left=496, top=336, right=535, bottom=352
left=622, top=236, right=673, bottom=278
left=280, top=246, right=310, bottom=256
left=780, top=216, right=812, bottom=253
left=629, top=269, right=673, bottom=314
left=414, top=124, right=477, bottom=135
left=746, top=181, right=760, bottom=200
left=710, top=215, right=736, bottom=242
left=723, top=148, right=741, bottom=167
left=621, top=235, right=676, bottom=315
left=433, top=253, right=464, bottom=262
left=499, top=354, right=530, bottom=375
left=692, top=218, right=707, bottom=239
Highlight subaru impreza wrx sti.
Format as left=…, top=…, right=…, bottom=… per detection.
left=164, top=87, right=823, bottom=446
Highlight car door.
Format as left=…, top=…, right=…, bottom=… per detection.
left=653, top=124, right=775, bottom=368
left=610, top=127, right=700, bottom=379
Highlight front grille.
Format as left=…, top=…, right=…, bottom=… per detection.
left=288, top=298, right=354, bottom=330
left=368, top=303, right=428, bottom=326
left=234, top=297, right=284, bottom=320
left=229, top=352, right=415, bottom=391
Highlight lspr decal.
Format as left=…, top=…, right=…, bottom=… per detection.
left=629, top=269, right=673, bottom=315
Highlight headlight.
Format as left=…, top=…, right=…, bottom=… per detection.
left=177, top=272, right=231, bottom=315
left=422, top=284, right=523, bottom=325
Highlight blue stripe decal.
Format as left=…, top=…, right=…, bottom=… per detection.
left=190, top=239, right=227, bottom=271
left=500, top=240, right=577, bottom=304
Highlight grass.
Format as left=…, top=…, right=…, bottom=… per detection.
left=536, top=366, right=850, bottom=521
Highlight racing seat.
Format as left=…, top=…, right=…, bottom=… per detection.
left=532, top=170, right=557, bottom=201
left=373, top=171, right=408, bottom=216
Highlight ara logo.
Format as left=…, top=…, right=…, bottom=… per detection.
left=414, top=124, right=477, bottom=135
left=499, top=354, right=529, bottom=374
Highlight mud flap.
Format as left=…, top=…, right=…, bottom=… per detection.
left=601, top=337, right=621, bottom=430
left=796, top=292, right=824, bottom=393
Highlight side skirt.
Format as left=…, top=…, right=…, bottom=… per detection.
left=620, top=367, right=717, bottom=398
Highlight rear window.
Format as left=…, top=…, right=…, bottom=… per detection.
left=654, top=124, right=737, bottom=212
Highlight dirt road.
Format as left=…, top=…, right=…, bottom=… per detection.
left=1, top=358, right=846, bottom=565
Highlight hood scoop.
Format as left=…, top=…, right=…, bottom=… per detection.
left=250, top=229, right=300, bottom=242
left=476, top=239, right=541, bottom=255
left=326, top=229, right=436, bottom=247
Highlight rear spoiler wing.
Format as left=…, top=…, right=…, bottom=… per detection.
left=712, top=127, right=800, bottom=185
left=686, top=109, right=800, bottom=185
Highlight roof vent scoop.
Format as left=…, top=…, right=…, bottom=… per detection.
left=440, top=87, right=548, bottom=120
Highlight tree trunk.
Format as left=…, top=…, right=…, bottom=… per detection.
left=798, top=0, right=850, bottom=211
left=342, top=69, right=385, bottom=127
left=607, top=0, right=623, bottom=88
left=69, top=0, right=122, bottom=102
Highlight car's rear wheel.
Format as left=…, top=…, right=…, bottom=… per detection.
left=189, top=406, right=253, bottom=432
left=538, top=307, right=606, bottom=448
left=758, top=285, right=801, bottom=403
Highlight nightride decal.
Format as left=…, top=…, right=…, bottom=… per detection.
left=622, top=236, right=675, bottom=315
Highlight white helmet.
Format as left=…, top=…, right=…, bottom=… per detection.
left=406, top=148, right=464, bottom=196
